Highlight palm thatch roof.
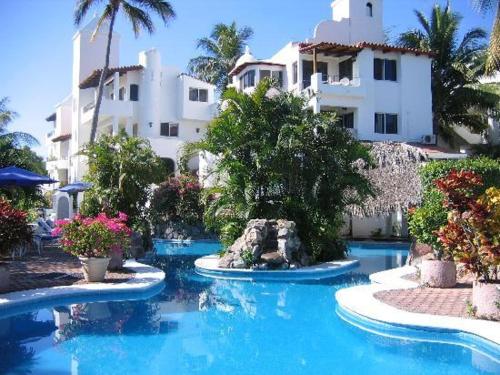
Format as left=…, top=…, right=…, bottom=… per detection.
left=348, top=142, right=428, bottom=217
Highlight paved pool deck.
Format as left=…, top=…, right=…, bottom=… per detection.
left=336, top=266, right=500, bottom=345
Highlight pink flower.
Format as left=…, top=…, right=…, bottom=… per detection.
left=118, top=212, right=128, bottom=222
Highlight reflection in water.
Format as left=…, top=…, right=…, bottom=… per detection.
left=0, top=244, right=498, bottom=374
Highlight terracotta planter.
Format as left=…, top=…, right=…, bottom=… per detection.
left=420, top=259, right=456, bottom=288
left=107, top=251, right=124, bottom=271
left=473, top=281, right=500, bottom=320
left=79, top=257, right=110, bottom=282
left=0, top=263, right=9, bottom=293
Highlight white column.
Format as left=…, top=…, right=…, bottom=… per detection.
left=112, top=116, right=119, bottom=135
left=113, top=72, right=119, bottom=101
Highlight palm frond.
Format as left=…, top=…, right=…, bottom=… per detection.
left=122, top=1, right=154, bottom=35
left=74, top=0, right=102, bottom=25
left=130, top=0, right=175, bottom=24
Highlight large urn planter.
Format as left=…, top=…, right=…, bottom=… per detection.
left=473, top=281, right=500, bottom=320
left=79, top=257, right=111, bottom=282
left=0, top=263, right=9, bottom=293
left=420, top=259, right=456, bottom=288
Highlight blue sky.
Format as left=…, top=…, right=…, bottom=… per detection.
left=0, top=0, right=494, bottom=156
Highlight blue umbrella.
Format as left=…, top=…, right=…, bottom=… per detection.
left=58, top=181, right=92, bottom=193
left=0, top=166, right=57, bottom=187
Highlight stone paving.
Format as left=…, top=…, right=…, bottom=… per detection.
left=2, top=246, right=134, bottom=294
left=374, top=284, right=473, bottom=318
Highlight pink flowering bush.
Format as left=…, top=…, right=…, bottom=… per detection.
left=53, top=212, right=132, bottom=258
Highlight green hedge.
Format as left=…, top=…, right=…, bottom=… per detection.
left=409, top=157, right=500, bottom=249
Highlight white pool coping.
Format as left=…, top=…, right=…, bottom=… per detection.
left=0, top=260, right=165, bottom=313
left=336, top=266, right=500, bottom=345
left=195, top=254, right=359, bottom=281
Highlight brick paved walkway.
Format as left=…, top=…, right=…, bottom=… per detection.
left=374, top=285, right=472, bottom=318
left=1, top=247, right=134, bottom=294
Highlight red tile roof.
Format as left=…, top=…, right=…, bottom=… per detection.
left=299, top=41, right=434, bottom=57
left=79, top=65, right=143, bottom=89
left=52, top=134, right=72, bottom=142
left=229, top=61, right=286, bottom=77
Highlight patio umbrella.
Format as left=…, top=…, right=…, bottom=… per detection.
left=0, top=166, right=57, bottom=187
left=58, top=181, right=92, bottom=193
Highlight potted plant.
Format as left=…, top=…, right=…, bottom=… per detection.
left=53, top=212, right=131, bottom=282
left=0, top=199, right=32, bottom=292
left=437, top=172, right=500, bottom=319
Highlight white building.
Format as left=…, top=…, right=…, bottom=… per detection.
left=46, top=18, right=216, bottom=187
left=228, top=0, right=434, bottom=144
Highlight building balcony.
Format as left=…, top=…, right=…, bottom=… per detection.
left=81, top=98, right=134, bottom=124
left=306, top=73, right=366, bottom=100
left=46, top=158, right=69, bottom=171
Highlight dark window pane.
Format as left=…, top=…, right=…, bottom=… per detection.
left=260, top=70, right=271, bottom=80
left=343, top=113, right=354, bottom=129
left=199, top=89, right=208, bottom=102
left=119, top=87, right=125, bottom=101
left=374, top=113, right=384, bottom=133
left=374, top=58, right=384, bottom=80
left=386, top=114, right=398, bottom=133
left=293, top=62, right=298, bottom=84
left=130, top=84, right=139, bottom=101
left=302, top=60, right=313, bottom=88
left=385, top=60, right=397, bottom=81
left=318, top=62, right=328, bottom=82
left=170, top=123, right=179, bottom=137
left=160, top=122, right=169, bottom=136
left=272, top=71, right=284, bottom=87
left=339, top=58, right=353, bottom=80
left=189, top=88, right=198, bottom=101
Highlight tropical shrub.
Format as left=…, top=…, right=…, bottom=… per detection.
left=80, top=130, right=166, bottom=246
left=183, top=80, right=372, bottom=261
left=435, top=171, right=500, bottom=281
left=53, top=212, right=131, bottom=258
left=409, top=157, right=500, bottom=252
left=151, top=175, right=203, bottom=225
left=0, top=198, right=31, bottom=257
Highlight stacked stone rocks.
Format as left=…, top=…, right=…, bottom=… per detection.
left=218, top=219, right=311, bottom=270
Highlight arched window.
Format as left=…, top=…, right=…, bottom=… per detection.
left=366, top=2, right=373, bottom=17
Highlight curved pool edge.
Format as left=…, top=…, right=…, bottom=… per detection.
left=194, top=254, right=359, bottom=281
left=0, top=260, right=165, bottom=318
left=335, top=268, right=500, bottom=347
left=336, top=304, right=500, bottom=363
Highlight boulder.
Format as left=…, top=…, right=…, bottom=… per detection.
left=218, top=219, right=309, bottom=269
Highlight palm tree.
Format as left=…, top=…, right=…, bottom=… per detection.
left=398, top=2, right=499, bottom=140
left=0, top=97, right=38, bottom=146
left=188, top=22, right=253, bottom=92
left=74, top=0, right=176, bottom=144
left=471, top=0, right=500, bottom=73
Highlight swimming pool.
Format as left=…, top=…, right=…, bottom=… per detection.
left=0, top=241, right=498, bottom=374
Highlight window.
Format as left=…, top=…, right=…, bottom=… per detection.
left=272, top=70, right=284, bottom=87
left=130, top=84, right=139, bottom=101
left=242, top=70, right=255, bottom=89
left=342, top=113, right=354, bottom=129
left=160, top=122, right=179, bottom=137
left=260, top=70, right=271, bottom=80
left=119, top=87, right=125, bottom=101
left=339, top=58, right=353, bottom=80
left=292, top=62, right=298, bottom=84
left=366, top=2, right=373, bottom=17
left=374, top=113, right=398, bottom=134
left=189, top=88, right=208, bottom=102
left=132, top=123, right=138, bottom=137
left=374, top=58, right=397, bottom=81
left=302, top=61, right=328, bottom=87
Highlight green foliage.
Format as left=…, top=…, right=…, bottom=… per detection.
left=398, top=3, right=499, bottom=139
left=409, top=157, right=500, bottom=253
left=80, top=130, right=165, bottom=241
left=151, top=175, right=203, bottom=225
left=185, top=80, right=372, bottom=261
left=0, top=98, right=46, bottom=210
left=188, top=22, right=253, bottom=91
left=241, top=249, right=254, bottom=267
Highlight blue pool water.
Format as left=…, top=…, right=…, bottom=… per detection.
left=0, top=241, right=498, bottom=374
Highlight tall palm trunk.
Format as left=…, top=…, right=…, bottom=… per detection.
left=90, top=7, right=118, bottom=144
